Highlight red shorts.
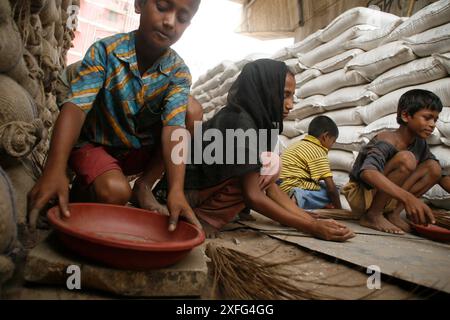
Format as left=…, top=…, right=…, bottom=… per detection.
left=68, top=143, right=152, bottom=186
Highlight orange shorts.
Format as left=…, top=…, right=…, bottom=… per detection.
left=68, top=143, right=152, bottom=186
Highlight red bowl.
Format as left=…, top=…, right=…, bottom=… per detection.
left=411, top=223, right=450, bottom=243
left=47, top=203, right=205, bottom=270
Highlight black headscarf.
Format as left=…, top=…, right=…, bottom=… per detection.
left=183, top=59, right=288, bottom=189
left=225, top=58, right=287, bottom=133
left=157, top=59, right=288, bottom=192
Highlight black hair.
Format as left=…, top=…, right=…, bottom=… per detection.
left=397, top=89, right=443, bottom=125
left=308, top=115, right=339, bottom=138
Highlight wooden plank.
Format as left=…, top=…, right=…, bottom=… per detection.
left=240, top=215, right=450, bottom=293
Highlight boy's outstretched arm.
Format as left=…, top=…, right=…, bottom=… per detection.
left=241, top=171, right=354, bottom=242
left=162, top=125, right=201, bottom=232
left=28, top=102, right=86, bottom=230
left=361, top=169, right=435, bottom=225
left=323, top=177, right=342, bottom=209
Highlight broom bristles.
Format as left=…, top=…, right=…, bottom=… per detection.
left=206, top=243, right=373, bottom=300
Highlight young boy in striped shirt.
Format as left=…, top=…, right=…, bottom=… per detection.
left=28, top=0, right=202, bottom=232
left=279, top=116, right=342, bottom=210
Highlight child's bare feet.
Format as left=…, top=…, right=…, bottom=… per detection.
left=385, top=211, right=411, bottom=233
left=360, top=211, right=404, bottom=234
left=202, top=222, right=219, bottom=239
left=132, top=180, right=169, bottom=216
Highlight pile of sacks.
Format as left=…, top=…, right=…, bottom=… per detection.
left=191, top=1, right=450, bottom=210
left=0, top=0, right=79, bottom=285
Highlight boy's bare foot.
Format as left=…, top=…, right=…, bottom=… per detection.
left=202, top=222, right=219, bottom=239
left=385, top=211, right=411, bottom=233
left=360, top=212, right=404, bottom=234
left=132, top=180, right=169, bottom=216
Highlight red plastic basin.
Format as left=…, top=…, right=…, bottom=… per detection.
left=47, top=203, right=205, bottom=270
left=411, top=223, right=450, bottom=243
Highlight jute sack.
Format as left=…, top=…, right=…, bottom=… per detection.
left=39, top=0, right=60, bottom=26
left=0, top=255, right=15, bottom=287
left=433, top=52, right=450, bottom=73
left=403, top=22, right=450, bottom=57
left=0, top=18, right=23, bottom=73
left=312, top=49, right=364, bottom=74
left=288, top=29, right=323, bottom=56
left=0, top=75, right=44, bottom=160
left=286, top=96, right=324, bottom=121
left=328, top=150, right=356, bottom=172
left=0, top=0, right=11, bottom=22
left=361, top=113, right=442, bottom=145
left=319, top=7, right=399, bottom=42
left=0, top=75, right=37, bottom=125
left=298, top=25, right=376, bottom=67
left=7, top=50, right=45, bottom=104
left=4, top=162, right=37, bottom=227
left=299, top=69, right=367, bottom=98
left=423, top=184, right=450, bottom=210
left=0, top=166, right=17, bottom=254
left=358, top=78, right=450, bottom=125
left=30, top=0, right=49, bottom=14
left=385, top=0, right=450, bottom=43
left=321, top=85, right=378, bottom=111
left=366, top=56, right=448, bottom=96
left=344, top=18, right=407, bottom=51
left=345, top=41, right=417, bottom=81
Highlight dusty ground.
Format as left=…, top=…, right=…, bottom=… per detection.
left=1, top=217, right=446, bottom=300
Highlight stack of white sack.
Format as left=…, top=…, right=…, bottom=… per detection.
left=190, top=1, right=450, bottom=209
left=191, top=53, right=271, bottom=121
left=285, top=1, right=450, bottom=209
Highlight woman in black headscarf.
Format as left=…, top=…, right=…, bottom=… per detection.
left=156, top=59, right=354, bottom=242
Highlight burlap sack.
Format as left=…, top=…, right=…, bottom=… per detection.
left=0, top=18, right=24, bottom=73
left=0, top=255, right=15, bottom=287
left=30, top=0, right=49, bottom=14
left=4, top=162, right=37, bottom=227
left=6, top=50, right=44, bottom=105
left=0, top=166, right=17, bottom=254
left=39, top=0, right=60, bottom=26
left=0, top=75, right=44, bottom=160
left=0, top=0, right=11, bottom=23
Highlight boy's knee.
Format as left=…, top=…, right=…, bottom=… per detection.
left=95, top=178, right=132, bottom=205
left=424, top=160, right=441, bottom=181
left=395, top=151, right=417, bottom=174
left=186, top=96, right=203, bottom=134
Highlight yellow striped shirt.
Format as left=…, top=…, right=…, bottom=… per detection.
left=280, top=135, right=333, bottom=192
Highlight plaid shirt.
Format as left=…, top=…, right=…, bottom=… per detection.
left=65, top=31, right=191, bottom=149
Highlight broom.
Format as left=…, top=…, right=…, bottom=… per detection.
left=206, top=243, right=370, bottom=300
left=307, top=208, right=361, bottom=220
left=432, top=210, right=450, bottom=230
